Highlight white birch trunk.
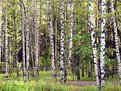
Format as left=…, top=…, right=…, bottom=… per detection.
left=26, top=0, right=30, bottom=79
left=60, top=0, right=65, bottom=83
left=100, top=0, right=106, bottom=86
left=111, top=0, right=121, bottom=84
left=89, top=0, right=100, bottom=86
left=0, top=0, right=2, bottom=72
left=34, top=0, right=39, bottom=80
left=5, top=0, right=9, bottom=80
left=69, top=0, right=73, bottom=70
left=65, top=0, right=74, bottom=82
left=13, top=0, right=19, bottom=77
left=47, top=0, right=56, bottom=79
left=54, top=2, right=58, bottom=79
left=20, top=0, right=26, bottom=82
left=30, top=30, right=35, bottom=76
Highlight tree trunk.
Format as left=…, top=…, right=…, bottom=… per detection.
left=54, top=2, right=58, bottom=79
left=81, top=65, right=84, bottom=77
left=76, top=55, right=80, bottom=80
left=30, top=30, right=35, bottom=77
left=20, top=0, right=26, bottom=82
left=100, top=0, right=106, bottom=86
left=13, top=0, right=19, bottom=77
left=5, top=0, right=9, bottom=80
left=34, top=0, right=39, bottom=80
left=0, top=0, right=2, bottom=73
left=47, top=0, right=56, bottom=79
left=89, top=0, right=100, bottom=86
left=60, top=0, right=65, bottom=83
left=111, top=0, right=121, bottom=84
left=26, top=0, right=30, bottom=79
left=65, top=0, right=74, bottom=82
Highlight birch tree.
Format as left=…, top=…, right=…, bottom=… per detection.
left=64, top=0, right=74, bottom=82
left=47, top=0, right=56, bottom=79
left=20, top=0, right=26, bottom=82
left=0, top=0, right=2, bottom=73
left=30, top=29, right=35, bottom=76
left=60, top=0, right=65, bottom=83
left=54, top=2, right=58, bottom=79
left=34, top=0, right=39, bottom=80
left=89, top=0, right=100, bottom=86
left=111, top=0, right=121, bottom=84
left=13, top=0, right=19, bottom=77
left=26, top=0, right=30, bottom=79
left=100, top=0, right=106, bottom=86
left=5, top=0, right=9, bottom=80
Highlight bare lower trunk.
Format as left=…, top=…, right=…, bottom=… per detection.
left=5, top=0, right=9, bottom=80
left=0, top=0, right=2, bottom=73
left=13, top=0, right=19, bottom=77
left=60, top=0, right=65, bottom=83
left=20, top=0, right=26, bottom=82
left=65, top=0, right=74, bottom=82
left=111, top=0, right=121, bottom=84
left=89, top=0, right=100, bottom=86
left=26, top=0, right=30, bottom=79
left=47, top=0, right=56, bottom=79
left=100, top=0, right=106, bottom=86
left=30, top=30, right=34, bottom=77
left=34, top=0, right=39, bottom=80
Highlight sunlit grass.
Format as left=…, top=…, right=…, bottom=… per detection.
left=0, top=71, right=121, bottom=91
left=81, top=84, right=121, bottom=91
left=0, top=71, right=75, bottom=91
left=0, top=79, right=72, bottom=91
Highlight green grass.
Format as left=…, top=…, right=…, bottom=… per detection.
left=81, top=85, right=121, bottom=91
left=0, top=80, right=72, bottom=91
left=0, top=71, right=74, bottom=91
left=0, top=71, right=121, bottom=91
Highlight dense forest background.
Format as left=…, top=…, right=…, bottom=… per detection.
left=0, top=0, right=121, bottom=91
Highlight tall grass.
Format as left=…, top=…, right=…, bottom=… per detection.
left=0, top=80, right=71, bottom=91
left=0, top=71, right=72, bottom=91
left=0, top=71, right=121, bottom=91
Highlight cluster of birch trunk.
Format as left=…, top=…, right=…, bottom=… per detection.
left=0, top=0, right=121, bottom=87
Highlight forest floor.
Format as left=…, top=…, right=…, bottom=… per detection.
left=0, top=72, right=120, bottom=91
left=67, top=80, right=119, bottom=91
left=67, top=80, right=119, bottom=86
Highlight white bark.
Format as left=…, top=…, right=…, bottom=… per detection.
left=111, top=0, right=121, bottom=84
left=13, top=0, right=19, bottom=77
left=47, top=0, right=56, bottom=79
left=60, top=0, right=65, bottom=83
left=69, top=0, right=73, bottom=68
left=5, top=0, right=9, bottom=80
left=54, top=2, right=58, bottom=79
left=20, top=0, right=26, bottom=82
left=65, top=0, right=74, bottom=82
left=30, top=30, right=35, bottom=76
left=0, top=0, right=2, bottom=72
left=34, top=0, right=39, bottom=80
left=26, top=0, right=30, bottom=79
left=89, top=0, right=100, bottom=86
left=100, top=0, right=106, bottom=86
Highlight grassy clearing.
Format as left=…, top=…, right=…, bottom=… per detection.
left=0, top=80, right=73, bottom=91
left=81, top=85, right=121, bottom=91
left=0, top=71, right=121, bottom=91
left=0, top=72, right=77, bottom=91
